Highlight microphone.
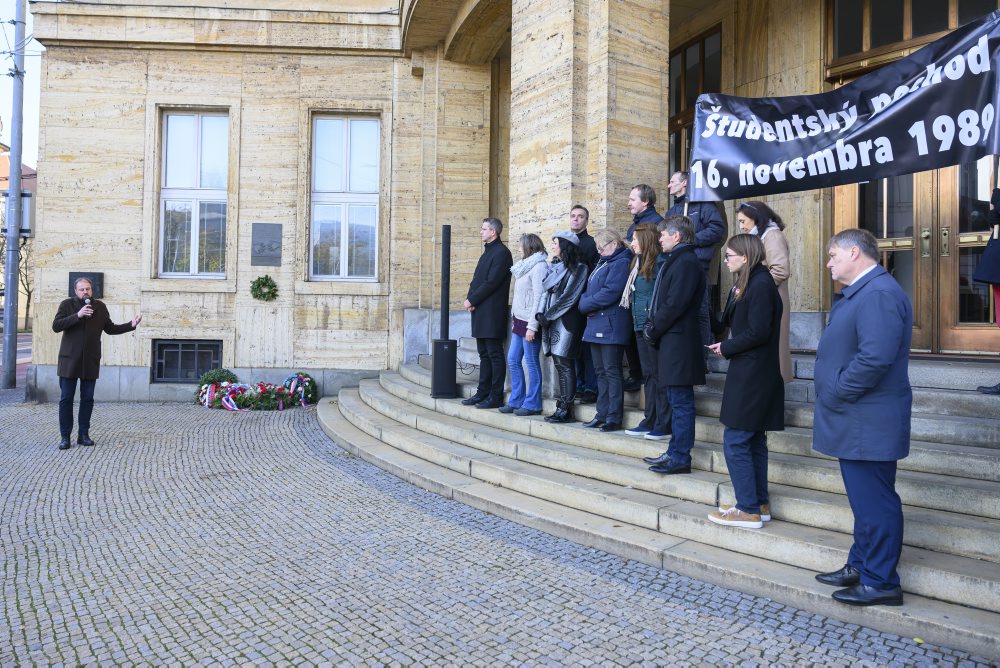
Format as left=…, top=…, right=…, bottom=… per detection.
left=83, top=297, right=92, bottom=317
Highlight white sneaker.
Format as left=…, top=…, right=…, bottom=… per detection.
left=624, top=426, right=650, bottom=438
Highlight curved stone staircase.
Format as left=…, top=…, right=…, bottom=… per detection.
left=317, top=357, right=1000, bottom=658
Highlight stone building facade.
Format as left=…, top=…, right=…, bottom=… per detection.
left=27, top=0, right=1000, bottom=399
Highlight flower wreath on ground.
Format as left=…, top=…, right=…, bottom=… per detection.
left=197, top=371, right=318, bottom=412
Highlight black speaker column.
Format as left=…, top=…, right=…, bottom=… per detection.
left=431, top=224, right=458, bottom=398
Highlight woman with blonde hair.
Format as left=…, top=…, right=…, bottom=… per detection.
left=706, top=233, right=784, bottom=529
left=735, top=200, right=793, bottom=383
left=578, top=228, right=633, bottom=432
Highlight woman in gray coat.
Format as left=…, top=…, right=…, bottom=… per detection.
left=501, top=233, right=548, bottom=416
left=535, top=231, right=588, bottom=423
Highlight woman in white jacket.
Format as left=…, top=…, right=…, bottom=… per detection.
left=501, top=233, right=549, bottom=416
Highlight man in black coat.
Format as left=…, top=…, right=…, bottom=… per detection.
left=462, top=217, right=514, bottom=409
left=52, top=277, right=142, bottom=450
left=570, top=204, right=599, bottom=404
left=641, top=216, right=707, bottom=475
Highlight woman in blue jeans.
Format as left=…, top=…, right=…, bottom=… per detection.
left=706, top=234, right=785, bottom=529
left=500, top=233, right=548, bottom=416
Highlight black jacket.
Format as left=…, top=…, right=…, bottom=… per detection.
left=644, top=243, right=706, bottom=386
left=52, top=298, right=135, bottom=380
left=467, top=238, right=514, bottom=339
left=576, top=229, right=600, bottom=273
left=626, top=207, right=665, bottom=242
left=718, top=264, right=785, bottom=432
left=666, top=196, right=727, bottom=271
left=973, top=208, right=1000, bottom=284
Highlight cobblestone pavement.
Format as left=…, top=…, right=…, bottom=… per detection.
left=1, top=399, right=995, bottom=667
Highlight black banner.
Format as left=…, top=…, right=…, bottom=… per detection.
left=688, top=11, right=1000, bottom=201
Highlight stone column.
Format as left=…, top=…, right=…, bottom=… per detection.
left=508, top=0, right=670, bottom=240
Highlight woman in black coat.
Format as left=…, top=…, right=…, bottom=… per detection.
left=706, top=234, right=784, bottom=529
left=535, top=231, right=588, bottom=423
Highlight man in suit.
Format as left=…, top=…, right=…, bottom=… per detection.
left=462, top=217, right=514, bottom=410
left=641, top=216, right=707, bottom=475
left=813, top=228, right=912, bottom=607
left=52, top=277, right=142, bottom=450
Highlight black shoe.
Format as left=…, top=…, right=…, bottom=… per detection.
left=600, top=423, right=622, bottom=432
left=648, top=460, right=691, bottom=474
left=514, top=407, right=541, bottom=416
left=577, top=391, right=597, bottom=405
left=815, top=565, right=860, bottom=587
left=58, top=437, right=71, bottom=450
left=642, top=451, right=671, bottom=465
left=581, top=417, right=605, bottom=429
left=832, top=583, right=903, bottom=607
left=976, top=382, right=1000, bottom=395
left=77, top=434, right=95, bottom=446
left=475, top=398, right=503, bottom=409
left=498, top=405, right=517, bottom=414
left=461, top=395, right=486, bottom=406
left=623, top=379, right=642, bottom=393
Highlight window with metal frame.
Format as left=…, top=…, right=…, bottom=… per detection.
left=668, top=28, right=721, bottom=176
left=159, top=111, right=229, bottom=277
left=152, top=339, right=222, bottom=383
left=310, top=116, right=380, bottom=281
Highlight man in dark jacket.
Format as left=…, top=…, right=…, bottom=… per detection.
left=462, top=217, right=514, bottom=409
left=625, top=184, right=665, bottom=242
left=570, top=204, right=598, bottom=403
left=641, top=216, right=707, bottom=475
left=52, top=277, right=142, bottom=450
left=665, top=171, right=727, bottom=348
left=812, top=228, right=912, bottom=607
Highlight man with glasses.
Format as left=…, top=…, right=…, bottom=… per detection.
left=665, top=171, right=727, bottom=348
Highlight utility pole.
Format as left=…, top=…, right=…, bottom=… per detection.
left=2, top=0, right=26, bottom=388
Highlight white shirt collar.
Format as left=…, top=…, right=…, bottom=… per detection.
left=849, top=262, right=879, bottom=286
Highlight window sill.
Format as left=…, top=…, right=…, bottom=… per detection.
left=142, top=277, right=236, bottom=293
left=295, top=279, right=388, bottom=296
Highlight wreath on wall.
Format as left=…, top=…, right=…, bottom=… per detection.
left=250, top=275, right=278, bottom=302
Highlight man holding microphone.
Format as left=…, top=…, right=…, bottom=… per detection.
left=52, top=277, right=142, bottom=450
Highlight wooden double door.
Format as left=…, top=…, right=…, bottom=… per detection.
left=834, top=157, right=999, bottom=354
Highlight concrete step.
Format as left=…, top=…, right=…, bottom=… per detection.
left=334, top=387, right=1000, bottom=621
left=370, top=374, right=1000, bottom=562
left=401, top=362, right=1000, bottom=483
left=318, top=394, right=1000, bottom=659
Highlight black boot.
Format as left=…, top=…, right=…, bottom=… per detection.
left=545, top=400, right=567, bottom=423
left=58, top=437, right=71, bottom=450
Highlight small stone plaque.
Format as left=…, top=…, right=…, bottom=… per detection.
left=251, top=224, right=282, bottom=267
left=68, top=272, right=104, bottom=299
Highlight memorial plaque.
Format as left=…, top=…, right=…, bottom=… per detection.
left=251, top=224, right=282, bottom=266
left=68, top=272, right=104, bottom=299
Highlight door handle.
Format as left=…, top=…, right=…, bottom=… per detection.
left=920, top=228, right=931, bottom=257
left=940, top=226, right=950, bottom=257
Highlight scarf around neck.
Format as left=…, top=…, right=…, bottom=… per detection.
left=511, top=251, right=547, bottom=279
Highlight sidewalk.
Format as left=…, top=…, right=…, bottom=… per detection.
left=0, top=399, right=992, bottom=665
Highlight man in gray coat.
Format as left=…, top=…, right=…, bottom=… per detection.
left=462, top=218, right=513, bottom=409
left=52, top=277, right=142, bottom=450
left=812, top=228, right=912, bottom=607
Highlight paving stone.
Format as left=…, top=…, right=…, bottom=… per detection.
left=0, top=398, right=995, bottom=664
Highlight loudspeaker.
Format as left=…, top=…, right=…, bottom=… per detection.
left=430, top=339, right=458, bottom=398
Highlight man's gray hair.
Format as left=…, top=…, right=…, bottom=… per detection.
left=483, top=217, right=503, bottom=237
left=828, top=228, right=879, bottom=262
left=74, top=277, right=93, bottom=289
left=658, top=215, right=695, bottom=244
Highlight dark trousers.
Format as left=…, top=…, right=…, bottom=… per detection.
left=552, top=355, right=577, bottom=404
left=590, top=343, right=624, bottom=424
left=723, top=428, right=769, bottom=515
left=635, top=336, right=671, bottom=432
left=840, top=459, right=903, bottom=589
left=59, top=376, right=96, bottom=439
left=666, top=385, right=696, bottom=466
left=624, top=331, right=642, bottom=382
left=575, top=342, right=596, bottom=394
left=475, top=337, right=506, bottom=401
